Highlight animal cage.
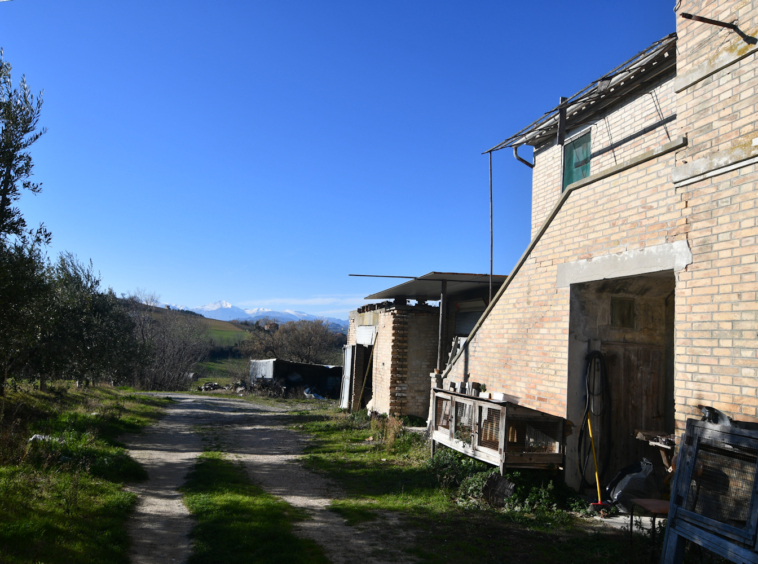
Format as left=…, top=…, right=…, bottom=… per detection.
left=661, top=419, right=758, bottom=564
left=431, top=388, right=565, bottom=472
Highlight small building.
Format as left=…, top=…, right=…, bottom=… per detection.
left=341, top=272, right=507, bottom=419
left=250, top=358, right=342, bottom=399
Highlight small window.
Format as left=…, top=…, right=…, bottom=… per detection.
left=562, top=132, right=591, bottom=191
left=611, top=297, right=635, bottom=329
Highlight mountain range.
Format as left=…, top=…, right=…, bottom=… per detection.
left=166, top=300, right=349, bottom=329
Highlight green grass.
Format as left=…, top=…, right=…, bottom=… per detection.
left=181, top=452, right=329, bottom=564
left=287, top=405, right=679, bottom=564
left=206, top=328, right=248, bottom=346
left=194, top=357, right=249, bottom=388
left=0, top=385, right=169, bottom=563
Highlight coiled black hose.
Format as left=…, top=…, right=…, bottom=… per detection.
left=577, top=350, right=612, bottom=493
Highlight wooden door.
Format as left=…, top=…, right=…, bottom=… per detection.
left=600, top=342, right=666, bottom=479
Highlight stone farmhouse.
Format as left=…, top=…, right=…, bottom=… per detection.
left=437, top=0, right=758, bottom=489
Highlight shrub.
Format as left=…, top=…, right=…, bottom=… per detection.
left=427, top=447, right=490, bottom=490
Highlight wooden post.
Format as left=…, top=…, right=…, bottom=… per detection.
left=436, top=280, right=448, bottom=371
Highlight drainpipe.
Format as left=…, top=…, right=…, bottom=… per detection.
left=436, top=280, right=447, bottom=371
left=513, top=145, right=534, bottom=168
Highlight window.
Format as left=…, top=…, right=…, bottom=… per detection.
left=611, top=297, right=635, bottom=329
left=562, top=132, right=591, bottom=191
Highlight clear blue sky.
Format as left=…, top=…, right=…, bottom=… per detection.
left=4, top=0, right=675, bottom=319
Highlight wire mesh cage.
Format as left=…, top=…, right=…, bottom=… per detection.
left=478, top=406, right=501, bottom=451
left=661, top=419, right=758, bottom=564
left=684, top=438, right=757, bottom=528
left=431, top=388, right=565, bottom=471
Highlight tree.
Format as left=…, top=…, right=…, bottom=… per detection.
left=0, top=239, right=49, bottom=395
left=0, top=49, right=47, bottom=245
left=242, top=318, right=345, bottom=366
left=31, top=254, right=138, bottom=389
left=124, top=293, right=211, bottom=391
left=0, top=50, right=48, bottom=396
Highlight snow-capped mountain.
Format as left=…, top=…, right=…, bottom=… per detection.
left=189, top=301, right=348, bottom=329
left=191, top=301, right=251, bottom=322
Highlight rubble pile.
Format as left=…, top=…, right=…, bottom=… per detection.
left=197, top=382, right=223, bottom=392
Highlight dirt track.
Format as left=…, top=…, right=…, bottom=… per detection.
left=124, top=394, right=414, bottom=564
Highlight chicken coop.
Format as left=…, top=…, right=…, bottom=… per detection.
left=430, top=388, right=565, bottom=472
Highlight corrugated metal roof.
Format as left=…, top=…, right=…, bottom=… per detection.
left=364, top=271, right=508, bottom=301
left=487, top=33, right=677, bottom=152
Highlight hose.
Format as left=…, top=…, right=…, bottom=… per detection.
left=577, top=350, right=612, bottom=494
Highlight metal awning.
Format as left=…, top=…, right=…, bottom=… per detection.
left=363, top=272, right=508, bottom=301
left=486, top=33, right=677, bottom=152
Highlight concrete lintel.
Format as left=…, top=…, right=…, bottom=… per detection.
left=672, top=136, right=758, bottom=184
left=674, top=42, right=758, bottom=94
left=556, top=241, right=692, bottom=288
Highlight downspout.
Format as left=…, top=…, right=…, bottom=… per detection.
left=513, top=145, right=534, bottom=168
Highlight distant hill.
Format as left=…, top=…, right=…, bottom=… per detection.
left=168, top=300, right=349, bottom=332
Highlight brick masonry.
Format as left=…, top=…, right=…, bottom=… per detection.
left=446, top=0, right=758, bottom=436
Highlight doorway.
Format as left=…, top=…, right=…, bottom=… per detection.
left=566, top=271, right=675, bottom=491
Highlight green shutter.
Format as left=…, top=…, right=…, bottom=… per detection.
left=562, top=132, right=591, bottom=191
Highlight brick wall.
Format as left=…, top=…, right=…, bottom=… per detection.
left=675, top=162, right=758, bottom=423
left=530, top=71, right=678, bottom=240
left=405, top=310, right=439, bottom=419
left=677, top=0, right=758, bottom=163
left=446, top=1, right=758, bottom=439
left=448, top=141, right=683, bottom=416
left=672, top=0, right=758, bottom=426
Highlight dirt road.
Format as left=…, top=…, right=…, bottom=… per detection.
left=124, top=394, right=414, bottom=564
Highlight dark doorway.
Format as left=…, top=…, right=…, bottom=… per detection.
left=566, top=271, right=675, bottom=490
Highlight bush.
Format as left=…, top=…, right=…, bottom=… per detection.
left=427, top=447, right=490, bottom=490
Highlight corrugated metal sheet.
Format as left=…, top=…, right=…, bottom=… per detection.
left=249, top=359, right=275, bottom=380
left=365, top=272, right=507, bottom=301
left=356, top=325, right=377, bottom=346
left=339, top=346, right=354, bottom=409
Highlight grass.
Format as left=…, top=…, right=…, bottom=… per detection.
left=206, top=328, right=248, bottom=346
left=181, top=450, right=329, bottom=563
left=195, top=357, right=249, bottom=388
left=286, top=405, right=688, bottom=564
left=0, top=383, right=169, bottom=563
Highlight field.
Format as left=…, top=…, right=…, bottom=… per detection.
left=195, top=358, right=250, bottom=387
left=202, top=319, right=249, bottom=346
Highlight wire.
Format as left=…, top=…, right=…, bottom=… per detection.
left=577, top=350, right=612, bottom=494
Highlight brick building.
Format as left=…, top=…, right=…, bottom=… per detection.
left=341, top=273, right=506, bottom=419
left=441, top=0, right=758, bottom=489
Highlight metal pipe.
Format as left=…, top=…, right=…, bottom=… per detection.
left=489, top=151, right=493, bottom=302
left=436, top=280, right=447, bottom=371
left=513, top=145, right=534, bottom=168
left=557, top=96, right=567, bottom=146
left=680, top=12, right=737, bottom=30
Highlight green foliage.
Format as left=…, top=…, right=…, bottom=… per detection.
left=181, top=451, right=329, bottom=564
left=0, top=387, right=168, bottom=563
left=458, top=469, right=496, bottom=500
left=426, top=447, right=490, bottom=490
left=0, top=49, right=47, bottom=243
left=0, top=466, right=137, bottom=564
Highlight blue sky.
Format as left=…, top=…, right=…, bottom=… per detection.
left=4, top=0, right=675, bottom=319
